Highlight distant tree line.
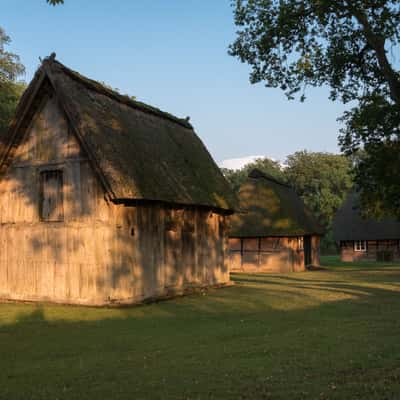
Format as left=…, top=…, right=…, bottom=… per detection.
left=222, top=151, right=353, bottom=254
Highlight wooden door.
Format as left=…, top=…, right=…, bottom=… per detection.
left=304, top=235, right=312, bottom=266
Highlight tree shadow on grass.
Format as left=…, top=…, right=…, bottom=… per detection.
left=232, top=269, right=400, bottom=286
left=232, top=272, right=400, bottom=303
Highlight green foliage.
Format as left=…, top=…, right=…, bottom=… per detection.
left=340, top=94, right=400, bottom=218
left=221, top=156, right=285, bottom=192
left=285, top=151, right=353, bottom=252
left=230, top=1, right=400, bottom=104
left=0, top=81, right=25, bottom=133
left=230, top=1, right=400, bottom=217
left=0, top=27, right=25, bottom=134
left=285, top=151, right=353, bottom=225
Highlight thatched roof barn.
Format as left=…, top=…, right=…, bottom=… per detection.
left=333, top=192, right=400, bottom=262
left=228, top=169, right=324, bottom=273
left=0, top=55, right=236, bottom=306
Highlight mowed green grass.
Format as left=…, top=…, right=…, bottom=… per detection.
left=1, top=257, right=400, bottom=400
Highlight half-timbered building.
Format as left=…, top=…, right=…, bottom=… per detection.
left=333, top=192, right=400, bottom=262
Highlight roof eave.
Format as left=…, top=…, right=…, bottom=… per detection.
left=112, top=197, right=235, bottom=214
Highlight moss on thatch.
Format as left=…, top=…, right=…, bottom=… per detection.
left=229, top=169, right=324, bottom=237
left=333, top=191, right=400, bottom=241
left=47, top=60, right=193, bottom=130
left=1, top=57, right=236, bottom=212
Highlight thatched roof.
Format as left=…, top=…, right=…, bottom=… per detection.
left=333, top=192, right=400, bottom=241
left=0, top=55, right=236, bottom=212
left=229, top=169, right=324, bottom=237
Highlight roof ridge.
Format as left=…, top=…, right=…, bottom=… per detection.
left=43, top=58, right=193, bottom=130
left=248, top=168, right=290, bottom=187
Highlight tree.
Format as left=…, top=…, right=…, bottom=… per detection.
left=339, top=93, right=400, bottom=218
left=0, top=27, right=25, bottom=136
left=285, top=151, right=353, bottom=251
left=230, top=1, right=400, bottom=217
left=222, top=156, right=285, bottom=192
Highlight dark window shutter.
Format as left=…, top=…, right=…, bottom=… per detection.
left=40, top=170, right=64, bottom=222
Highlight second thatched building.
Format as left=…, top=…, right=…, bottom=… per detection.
left=228, top=169, right=324, bottom=273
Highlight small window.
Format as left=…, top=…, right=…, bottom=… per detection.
left=40, top=170, right=64, bottom=222
left=297, top=236, right=304, bottom=250
left=354, top=240, right=367, bottom=252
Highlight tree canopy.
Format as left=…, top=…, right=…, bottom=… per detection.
left=0, top=27, right=25, bottom=135
left=230, top=0, right=400, bottom=218
left=285, top=151, right=353, bottom=226
left=285, top=151, right=353, bottom=250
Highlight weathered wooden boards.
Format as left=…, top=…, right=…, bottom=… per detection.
left=0, top=95, right=230, bottom=306
left=228, top=235, right=321, bottom=273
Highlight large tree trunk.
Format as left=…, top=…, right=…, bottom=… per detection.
left=348, top=5, right=400, bottom=106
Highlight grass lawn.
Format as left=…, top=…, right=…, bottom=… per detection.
left=1, top=256, right=400, bottom=399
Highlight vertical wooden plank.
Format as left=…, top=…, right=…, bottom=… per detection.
left=22, top=227, right=32, bottom=297
left=67, top=225, right=80, bottom=300
left=8, top=170, right=17, bottom=224
left=80, top=161, right=97, bottom=219
left=222, top=215, right=229, bottom=283
left=164, top=207, right=183, bottom=289
left=130, top=204, right=142, bottom=300
left=182, top=208, right=195, bottom=284
left=0, top=175, right=9, bottom=224
left=96, top=186, right=110, bottom=222
left=67, top=126, right=82, bottom=159
left=63, top=162, right=78, bottom=221
left=139, top=205, right=152, bottom=297
left=53, top=226, right=67, bottom=300
left=25, top=167, right=37, bottom=223
left=0, top=227, right=8, bottom=295
left=40, top=170, right=64, bottom=222
left=198, top=209, right=207, bottom=284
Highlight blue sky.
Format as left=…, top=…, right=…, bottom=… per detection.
left=3, top=0, right=348, bottom=165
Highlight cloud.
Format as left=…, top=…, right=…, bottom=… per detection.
left=219, top=155, right=265, bottom=170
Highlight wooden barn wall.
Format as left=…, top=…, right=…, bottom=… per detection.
left=340, top=240, right=400, bottom=262
left=228, top=236, right=310, bottom=273
left=0, top=95, right=229, bottom=305
left=228, top=235, right=321, bottom=273
left=311, top=236, right=321, bottom=266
